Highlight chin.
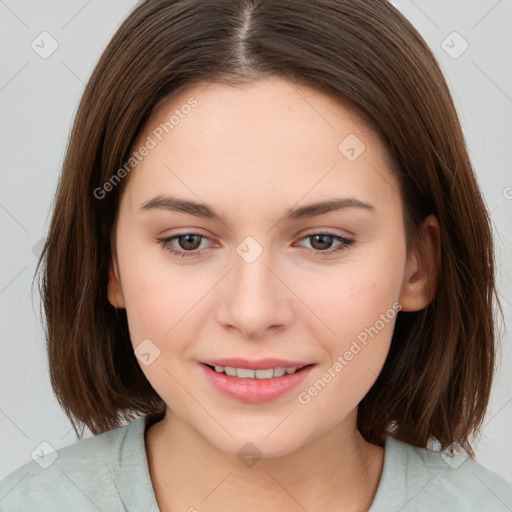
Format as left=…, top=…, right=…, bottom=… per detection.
left=199, top=426, right=309, bottom=461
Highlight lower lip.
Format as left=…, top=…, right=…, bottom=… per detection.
left=199, top=363, right=315, bottom=403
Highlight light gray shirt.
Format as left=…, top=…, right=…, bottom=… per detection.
left=1, top=415, right=511, bottom=511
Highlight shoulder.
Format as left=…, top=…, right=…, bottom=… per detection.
left=372, top=434, right=512, bottom=512
left=0, top=416, right=147, bottom=512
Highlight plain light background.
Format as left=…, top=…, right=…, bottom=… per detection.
left=0, top=0, right=511, bottom=483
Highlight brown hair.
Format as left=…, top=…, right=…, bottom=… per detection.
left=35, top=0, right=502, bottom=457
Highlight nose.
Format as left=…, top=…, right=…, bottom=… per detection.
left=215, top=243, right=294, bottom=339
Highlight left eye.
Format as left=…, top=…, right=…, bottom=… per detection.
left=157, top=231, right=354, bottom=258
left=297, top=233, right=354, bottom=253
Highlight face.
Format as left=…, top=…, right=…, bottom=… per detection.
left=108, top=76, right=432, bottom=458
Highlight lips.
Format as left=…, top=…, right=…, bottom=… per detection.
left=200, top=358, right=312, bottom=371
left=198, top=360, right=316, bottom=403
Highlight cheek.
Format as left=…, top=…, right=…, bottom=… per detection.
left=299, top=246, right=405, bottom=339
left=293, top=242, right=405, bottom=399
left=115, top=234, right=191, bottom=345
left=116, top=247, right=205, bottom=394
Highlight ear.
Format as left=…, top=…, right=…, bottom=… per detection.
left=107, top=257, right=126, bottom=309
left=398, top=214, right=441, bottom=312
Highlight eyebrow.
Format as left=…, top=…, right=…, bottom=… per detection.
left=139, top=194, right=376, bottom=222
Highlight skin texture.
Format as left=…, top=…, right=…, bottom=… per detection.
left=108, top=77, right=440, bottom=512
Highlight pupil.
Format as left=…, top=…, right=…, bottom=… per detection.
left=180, top=234, right=200, bottom=250
left=312, top=234, right=332, bottom=250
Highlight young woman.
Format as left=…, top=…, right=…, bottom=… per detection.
left=1, top=1, right=511, bottom=511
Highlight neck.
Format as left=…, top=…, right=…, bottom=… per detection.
left=145, top=408, right=384, bottom=512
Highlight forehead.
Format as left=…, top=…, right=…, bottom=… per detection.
left=123, top=77, right=401, bottom=217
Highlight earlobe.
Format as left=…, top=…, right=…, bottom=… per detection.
left=107, top=260, right=126, bottom=309
left=398, top=215, right=441, bottom=312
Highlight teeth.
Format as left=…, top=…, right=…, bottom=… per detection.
left=224, top=367, right=237, bottom=377
left=211, top=365, right=300, bottom=379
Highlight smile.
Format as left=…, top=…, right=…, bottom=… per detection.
left=199, top=362, right=315, bottom=403
left=208, top=364, right=304, bottom=379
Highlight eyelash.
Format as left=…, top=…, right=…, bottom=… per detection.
left=156, top=231, right=355, bottom=258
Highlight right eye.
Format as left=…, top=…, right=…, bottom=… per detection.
left=157, top=232, right=213, bottom=258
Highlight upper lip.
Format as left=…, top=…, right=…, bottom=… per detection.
left=201, top=358, right=314, bottom=371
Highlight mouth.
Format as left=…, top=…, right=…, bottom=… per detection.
left=202, top=363, right=313, bottom=379
left=198, top=361, right=316, bottom=403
